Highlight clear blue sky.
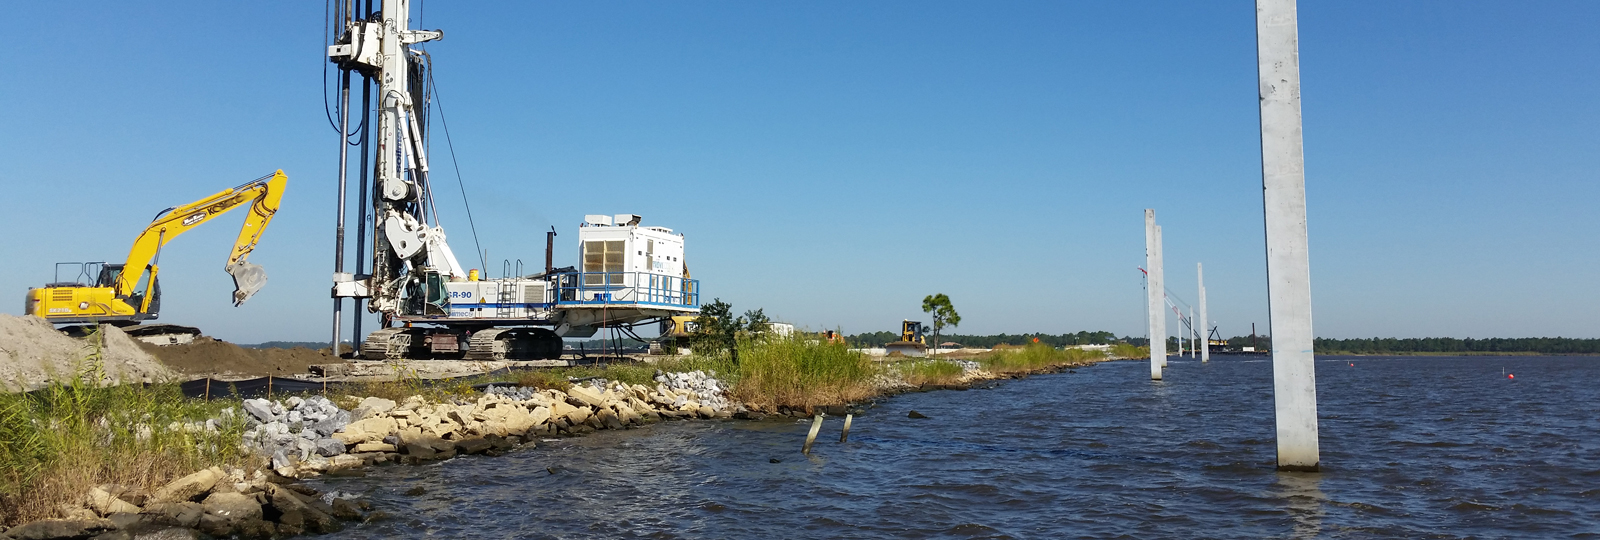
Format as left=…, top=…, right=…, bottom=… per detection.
left=2, top=1, right=1595, bottom=343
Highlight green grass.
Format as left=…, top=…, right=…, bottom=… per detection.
left=898, top=359, right=966, bottom=386
left=1109, top=343, right=1148, bottom=359
left=718, top=335, right=880, bottom=411
left=981, top=344, right=1105, bottom=373
left=0, top=340, right=251, bottom=526
left=475, top=336, right=877, bottom=412
left=0, top=327, right=252, bottom=526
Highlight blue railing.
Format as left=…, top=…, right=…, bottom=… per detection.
left=553, top=272, right=700, bottom=309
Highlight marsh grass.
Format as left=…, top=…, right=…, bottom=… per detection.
left=1109, top=343, right=1148, bottom=359
left=898, top=360, right=967, bottom=386
left=0, top=328, right=251, bottom=526
left=981, top=344, right=1104, bottom=374
left=726, top=335, right=880, bottom=411
left=337, top=366, right=480, bottom=407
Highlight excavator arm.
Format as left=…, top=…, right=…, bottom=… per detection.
left=115, top=170, right=287, bottom=309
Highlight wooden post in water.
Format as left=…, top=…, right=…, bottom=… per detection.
left=1256, top=0, right=1320, bottom=471
left=803, top=414, right=824, bottom=455
left=840, top=413, right=853, bottom=443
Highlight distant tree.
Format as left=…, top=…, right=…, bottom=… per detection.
left=694, top=298, right=742, bottom=363
left=921, top=294, right=961, bottom=357
left=744, top=308, right=771, bottom=337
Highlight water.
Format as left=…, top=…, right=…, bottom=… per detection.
left=312, top=356, right=1600, bottom=538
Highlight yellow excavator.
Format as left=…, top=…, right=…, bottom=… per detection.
left=24, top=171, right=287, bottom=328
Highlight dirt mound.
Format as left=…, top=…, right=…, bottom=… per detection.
left=0, top=314, right=176, bottom=391
left=138, top=337, right=345, bottom=378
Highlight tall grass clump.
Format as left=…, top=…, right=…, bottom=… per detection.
left=982, top=344, right=1104, bottom=374
left=726, top=334, right=880, bottom=411
left=1109, top=343, right=1148, bottom=359
left=0, top=333, right=250, bottom=526
left=898, top=360, right=966, bottom=386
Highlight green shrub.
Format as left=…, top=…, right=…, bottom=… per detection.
left=898, top=360, right=966, bottom=386
left=982, top=344, right=1103, bottom=373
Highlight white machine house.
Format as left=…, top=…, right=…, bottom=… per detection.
left=323, top=0, right=699, bottom=360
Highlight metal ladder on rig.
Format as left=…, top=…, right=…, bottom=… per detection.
left=495, top=260, right=523, bottom=318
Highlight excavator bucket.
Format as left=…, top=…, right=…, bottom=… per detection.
left=227, top=262, right=268, bottom=306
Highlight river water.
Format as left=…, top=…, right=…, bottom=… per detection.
left=312, top=356, right=1599, bottom=538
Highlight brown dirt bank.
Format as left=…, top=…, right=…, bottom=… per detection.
left=138, top=337, right=347, bottom=378
left=0, top=314, right=175, bottom=391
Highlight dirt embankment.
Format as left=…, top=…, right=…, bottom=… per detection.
left=136, top=338, right=346, bottom=379
left=0, top=314, right=176, bottom=391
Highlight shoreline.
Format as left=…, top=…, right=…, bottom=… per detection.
left=1315, top=351, right=1600, bottom=357
left=0, top=347, right=1122, bottom=539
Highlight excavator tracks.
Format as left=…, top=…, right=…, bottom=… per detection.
left=362, top=327, right=416, bottom=360
left=362, top=326, right=562, bottom=360
left=465, top=327, right=563, bottom=361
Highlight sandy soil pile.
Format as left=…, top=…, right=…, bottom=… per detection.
left=0, top=314, right=176, bottom=391
left=138, top=337, right=344, bottom=378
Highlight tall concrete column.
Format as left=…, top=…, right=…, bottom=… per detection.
left=1155, top=225, right=1166, bottom=368
left=1189, top=307, right=1195, bottom=358
left=1256, top=0, right=1320, bottom=471
left=1177, top=305, right=1185, bottom=357
left=1199, top=263, right=1210, bottom=362
left=1144, top=210, right=1164, bottom=380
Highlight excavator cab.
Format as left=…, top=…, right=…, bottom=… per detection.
left=25, top=262, right=159, bottom=324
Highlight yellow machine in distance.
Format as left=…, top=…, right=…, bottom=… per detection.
left=24, top=171, right=288, bottom=325
left=884, top=319, right=928, bottom=357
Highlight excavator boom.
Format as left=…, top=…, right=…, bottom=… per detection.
left=116, top=170, right=287, bottom=305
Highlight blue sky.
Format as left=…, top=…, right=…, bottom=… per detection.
left=2, top=1, right=1595, bottom=343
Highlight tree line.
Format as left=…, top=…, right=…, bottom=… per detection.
left=846, top=330, right=1132, bottom=348
left=1313, top=337, right=1600, bottom=354
left=843, top=332, right=1599, bottom=355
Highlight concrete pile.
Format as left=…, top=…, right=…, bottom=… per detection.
left=2, top=467, right=370, bottom=539
left=239, top=396, right=353, bottom=471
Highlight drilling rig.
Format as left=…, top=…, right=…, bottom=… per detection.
left=324, top=1, right=700, bottom=360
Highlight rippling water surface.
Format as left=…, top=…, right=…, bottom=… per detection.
left=312, top=356, right=1600, bottom=538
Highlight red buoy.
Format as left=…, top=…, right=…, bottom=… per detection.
left=1508, top=374, right=1515, bottom=379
